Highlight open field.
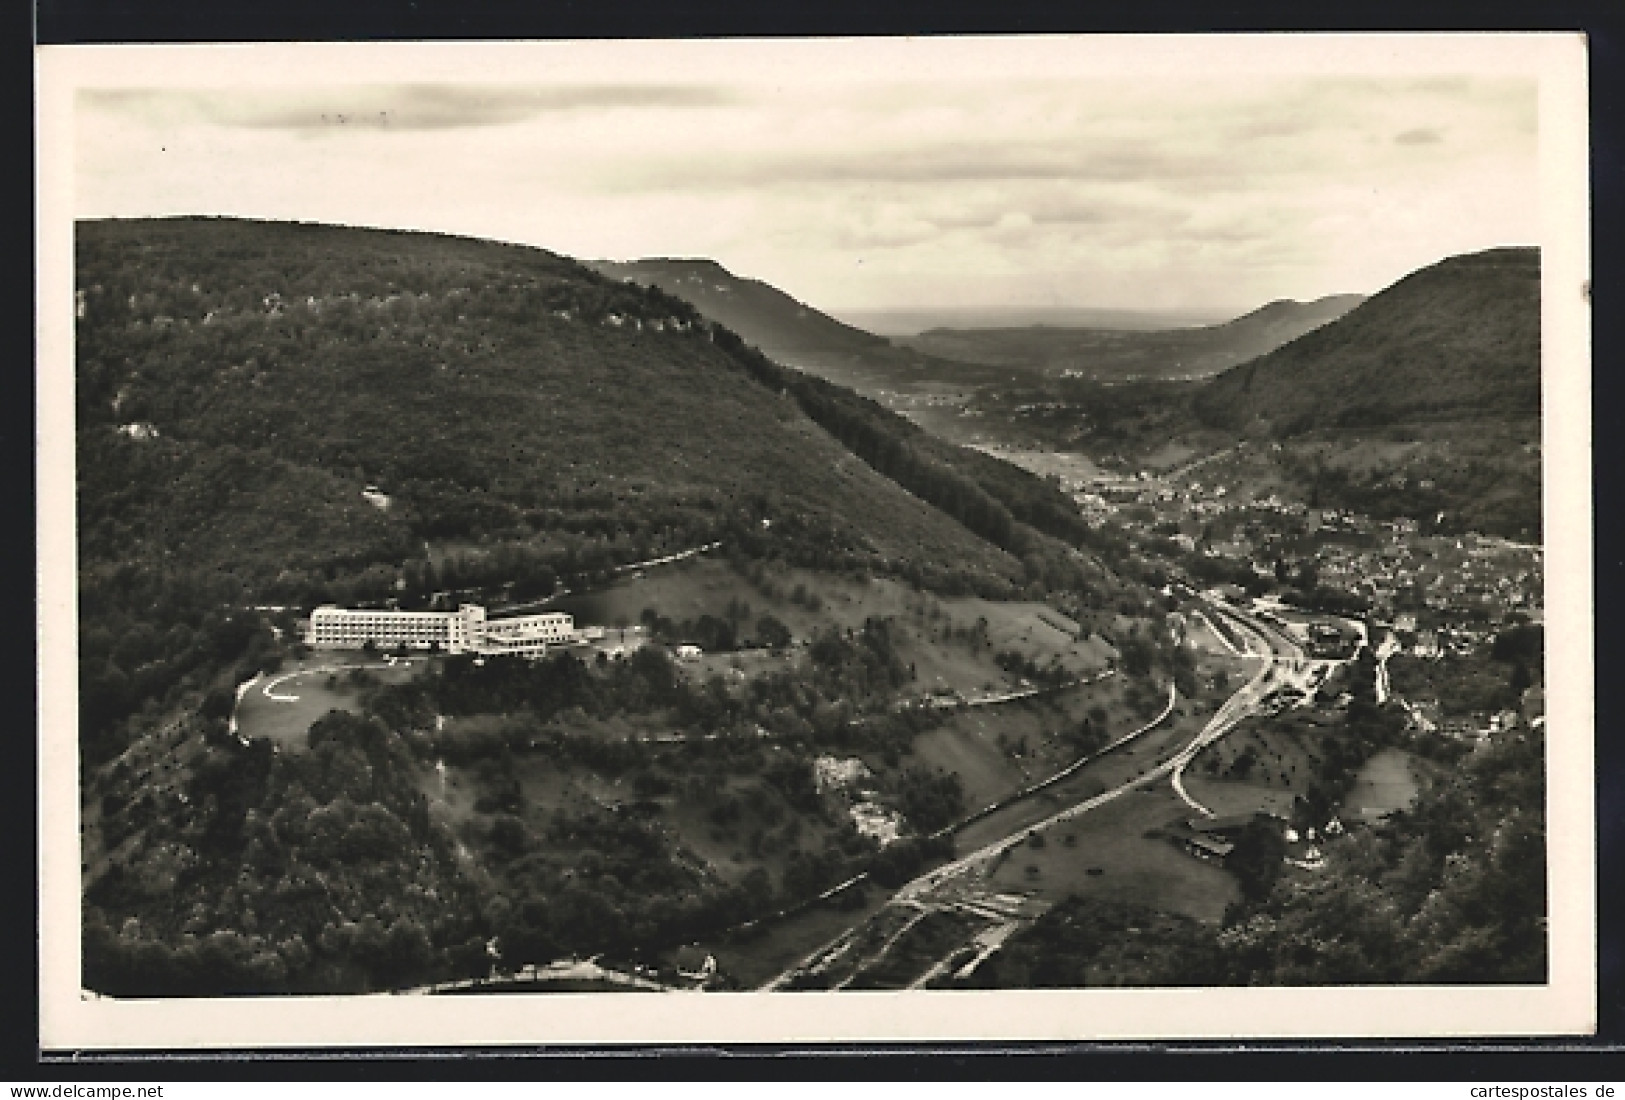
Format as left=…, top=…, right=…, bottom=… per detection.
left=555, top=555, right=745, bottom=629
left=440, top=707, right=672, bottom=748
left=1139, top=440, right=1203, bottom=472
left=987, top=782, right=1240, bottom=923
left=1184, top=611, right=1245, bottom=657
left=910, top=678, right=1125, bottom=809
left=559, top=556, right=1111, bottom=701
left=1309, top=438, right=1428, bottom=476
left=233, top=655, right=426, bottom=748
left=1181, top=774, right=1297, bottom=817
left=1185, top=710, right=1338, bottom=804
left=704, top=890, right=892, bottom=989
left=964, top=446, right=1105, bottom=489
left=683, top=646, right=799, bottom=683
left=1341, top=747, right=1422, bottom=822
left=909, top=719, right=1029, bottom=812
left=949, top=685, right=1203, bottom=855
left=880, top=390, right=990, bottom=445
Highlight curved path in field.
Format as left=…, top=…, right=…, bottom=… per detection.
left=762, top=593, right=1305, bottom=991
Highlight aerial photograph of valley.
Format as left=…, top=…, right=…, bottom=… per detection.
left=49, top=35, right=1583, bottom=1023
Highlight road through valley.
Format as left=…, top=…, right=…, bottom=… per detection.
left=761, top=594, right=1306, bottom=991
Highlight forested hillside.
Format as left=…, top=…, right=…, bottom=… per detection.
left=77, top=218, right=1128, bottom=762
left=939, top=247, right=1542, bottom=538
left=75, top=218, right=1159, bottom=996
left=78, top=218, right=1017, bottom=593
left=1194, top=248, right=1539, bottom=433
left=590, top=256, right=1016, bottom=392
left=589, top=258, right=890, bottom=357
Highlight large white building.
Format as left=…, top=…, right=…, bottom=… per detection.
left=306, top=604, right=581, bottom=657
left=473, top=609, right=581, bottom=656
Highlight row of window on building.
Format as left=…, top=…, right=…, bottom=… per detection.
left=305, top=604, right=583, bottom=656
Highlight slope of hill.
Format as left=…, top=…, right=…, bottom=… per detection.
left=910, top=247, right=1541, bottom=538
left=74, top=218, right=1176, bottom=997
left=77, top=219, right=1024, bottom=598
left=79, top=219, right=1028, bottom=755
left=588, top=257, right=1015, bottom=392
left=588, top=257, right=888, bottom=357
left=1193, top=248, right=1539, bottom=433
left=898, top=294, right=1365, bottom=382
left=76, top=218, right=1136, bottom=759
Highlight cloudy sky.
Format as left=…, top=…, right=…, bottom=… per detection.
left=68, top=39, right=1543, bottom=320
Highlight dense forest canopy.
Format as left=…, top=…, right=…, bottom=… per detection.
left=1194, top=248, right=1540, bottom=433
left=76, top=217, right=1138, bottom=762
left=74, top=218, right=1547, bottom=1000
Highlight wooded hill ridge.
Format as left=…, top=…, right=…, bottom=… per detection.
left=588, top=255, right=1020, bottom=391
left=925, top=245, right=1542, bottom=539
left=75, top=217, right=1174, bottom=996
left=1194, top=247, right=1540, bottom=433
left=75, top=216, right=1128, bottom=757
left=71, top=219, right=1546, bottom=998
left=593, top=255, right=1366, bottom=388
left=78, top=218, right=1123, bottom=591
left=587, top=257, right=890, bottom=358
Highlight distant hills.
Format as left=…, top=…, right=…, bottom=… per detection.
left=584, top=245, right=1540, bottom=542
left=849, top=244, right=1543, bottom=539
left=75, top=221, right=1540, bottom=640
left=587, top=258, right=889, bottom=357
left=898, top=294, right=1366, bottom=382
left=1194, top=248, right=1539, bottom=433
left=588, top=257, right=1017, bottom=392
left=834, top=305, right=1231, bottom=337
left=593, top=255, right=1365, bottom=390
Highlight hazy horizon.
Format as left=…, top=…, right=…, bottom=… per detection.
left=71, top=209, right=1501, bottom=337
left=829, top=303, right=1238, bottom=336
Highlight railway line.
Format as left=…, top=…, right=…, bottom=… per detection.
left=761, top=592, right=1306, bottom=991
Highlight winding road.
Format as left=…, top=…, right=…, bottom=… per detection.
left=761, top=591, right=1306, bottom=991
left=1169, top=600, right=1303, bottom=816
left=1373, top=631, right=1400, bottom=706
